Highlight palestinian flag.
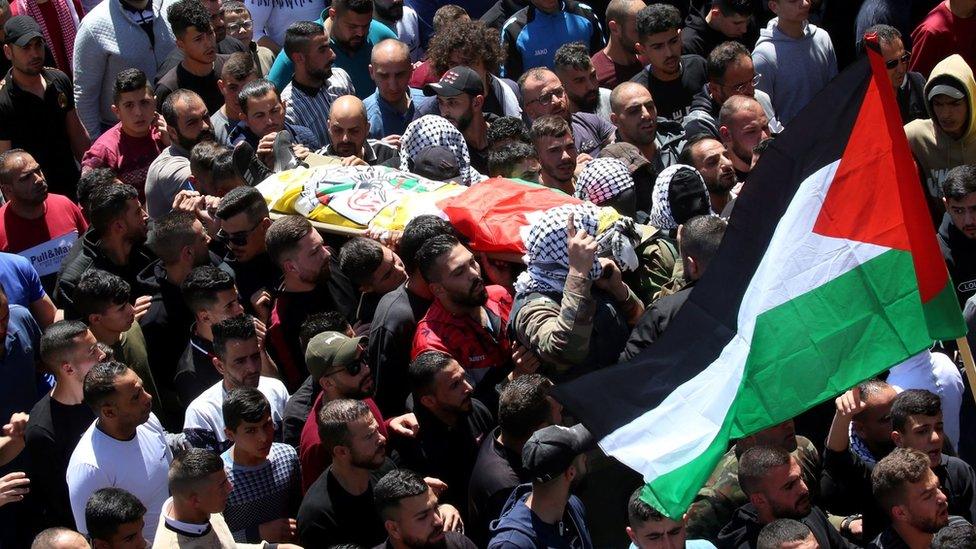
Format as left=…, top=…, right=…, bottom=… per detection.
left=552, top=35, right=966, bottom=519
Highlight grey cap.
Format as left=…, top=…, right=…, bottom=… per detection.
left=927, top=83, right=965, bottom=101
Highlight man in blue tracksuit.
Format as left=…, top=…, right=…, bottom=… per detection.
left=499, top=0, right=604, bottom=79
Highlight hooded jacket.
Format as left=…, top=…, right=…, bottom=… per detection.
left=938, top=212, right=976, bottom=306
left=905, top=54, right=976, bottom=204
left=487, top=483, right=594, bottom=549
left=681, top=8, right=758, bottom=59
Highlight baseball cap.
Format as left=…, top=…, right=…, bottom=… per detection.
left=304, top=331, right=364, bottom=381
left=599, top=142, right=651, bottom=176
left=411, top=146, right=461, bottom=181
left=522, top=424, right=594, bottom=483
left=927, top=83, right=965, bottom=102
left=4, top=16, right=43, bottom=48
left=423, top=66, right=484, bottom=98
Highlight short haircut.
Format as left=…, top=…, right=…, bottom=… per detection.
left=221, top=0, right=247, bottom=14
left=415, top=234, right=459, bottom=284
left=237, top=78, right=278, bottom=115
left=332, top=0, right=373, bottom=15
left=426, top=19, right=503, bottom=76
left=31, top=528, right=85, bottom=548
left=181, top=265, right=237, bottom=312
left=75, top=269, right=131, bottom=319
left=83, top=361, right=130, bottom=410
left=738, top=445, right=791, bottom=496
left=212, top=314, right=256, bottom=359
left=0, top=149, right=28, bottom=188
left=865, top=23, right=902, bottom=48
left=606, top=0, right=641, bottom=24
left=265, top=215, right=312, bottom=266
left=212, top=149, right=239, bottom=186
left=530, top=115, right=573, bottom=142
left=408, top=351, right=454, bottom=397
left=518, top=67, right=554, bottom=94
left=149, top=210, right=201, bottom=264
left=553, top=41, right=592, bottom=73
left=432, top=4, right=467, bottom=33
left=167, top=0, right=212, bottom=38
left=678, top=215, right=727, bottom=272
left=76, top=168, right=117, bottom=212
left=932, top=521, right=976, bottom=549
left=718, top=94, right=761, bottom=128
left=89, top=183, right=138, bottom=236
left=223, top=387, right=271, bottom=430
left=872, top=447, right=931, bottom=514
left=40, top=320, right=89, bottom=374
left=160, top=89, right=204, bottom=127
left=636, top=3, right=681, bottom=38
left=628, top=486, right=666, bottom=526
left=169, top=447, right=224, bottom=497
left=113, top=68, right=151, bottom=104
left=713, top=0, right=753, bottom=17
left=222, top=51, right=258, bottom=81
left=757, top=519, right=812, bottom=549
left=857, top=379, right=892, bottom=400
left=678, top=133, right=720, bottom=166
left=284, top=20, right=324, bottom=62
left=339, top=237, right=384, bottom=282
left=707, top=41, right=751, bottom=81
left=299, top=311, right=350, bottom=350
left=374, top=469, right=429, bottom=520
left=400, top=215, right=455, bottom=274
left=216, top=185, right=270, bottom=222
left=317, top=398, right=371, bottom=452
left=190, top=141, right=224, bottom=180
left=942, top=165, right=976, bottom=200
left=488, top=142, right=538, bottom=178
left=891, top=389, right=942, bottom=433
left=498, top=374, right=553, bottom=440
left=487, top=116, right=530, bottom=148
left=85, top=487, right=147, bottom=542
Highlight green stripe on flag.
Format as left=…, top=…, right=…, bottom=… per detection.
left=921, top=280, right=966, bottom=341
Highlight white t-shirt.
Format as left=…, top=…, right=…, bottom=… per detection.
left=889, top=350, right=964, bottom=449
left=183, top=377, right=289, bottom=452
left=248, top=0, right=326, bottom=47
left=66, top=414, right=172, bottom=542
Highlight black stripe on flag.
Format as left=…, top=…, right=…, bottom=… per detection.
left=554, top=58, right=874, bottom=440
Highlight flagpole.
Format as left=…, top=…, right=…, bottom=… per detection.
left=955, top=337, right=976, bottom=405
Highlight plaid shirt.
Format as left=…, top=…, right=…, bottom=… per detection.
left=221, top=443, right=302, bottom=542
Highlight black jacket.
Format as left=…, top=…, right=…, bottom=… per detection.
left=938, top=213, right=976, bottom=307
left=717, top=504, right=852, bottom=549
left=896, top=72, right=928, bottom=124
left=619, top=284, right=694, bottom=363
left=680, top=8, right=758, bottom=59
left=480, top=0, right=528, bottom=29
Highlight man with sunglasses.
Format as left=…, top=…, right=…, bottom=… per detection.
left=866, top=24, right=927, bottom=124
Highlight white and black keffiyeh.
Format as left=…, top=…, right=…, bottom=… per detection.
left=573, top=157, right=635, bottom=206
left=399, top=115, right=486, bottom=186
left=648, top=163, right=709, bottom=230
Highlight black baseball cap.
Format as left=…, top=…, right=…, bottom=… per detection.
left=4, top=16, right=43, bottom=48
left=522, top=424, right=594, bottom=483
left=423, top=66, right=484, bottom=98
left=411, top=146, right=460, bottom=181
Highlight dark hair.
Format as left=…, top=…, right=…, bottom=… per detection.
left=408, top=351, right=454, bottom=397
left=530, top=115, right=573, bottom=142
left=149, top=210, right=202, bottom=264
left=40, top=320, right=90, bottom=374
left=222, top=51, right=258, bottom=81
left=932, top=521, right=976, bottom=549
left=432, top=4, right=467, bottom=33
left=678, top=133, right=722, bottom=166
left=113, top=68, right=151, bottom=104
left=237, top=78, right=278, bottom=115
left=864, top=23, right=902, bottom=47
left=161, top=89, right=204, bottom=127
left=265, top=215, right=312, bottom=266
left=400, top=215, right=454, bottom=274
left=553, top=41, right=592, bottom=73
left=415, top=234, right=460, bottom=284
left=678, top=215, right=727, bottom=272
left=628, top=486, right=665, bottom=525
left=374, top=469, right=429, bottom=520
left=339, top=237, right=385, bottom=283
left=89, top=183, right=138, bottom=236
left=317, top=398, right=371, bottom=452
left=181, top=265, right=237, bottom=312
left=83, top=361, right=130, bottom=410
left=76, top=168, right=117, bottom=213
left=190, top=141, right=224, bottom=181
left=221, top=0, right=247, bottom=14
left=167, top=0, right=213, bottom=38
left=757, top=519, right=812, bottom=549
left=212, top=314, right=256, bottom=359
left=713, top=0, right=753, bottom=17
left=942, top=165, right=976, bottom=200
left=488, top=142, right=538, bottom=178
left=636, top=3, right=681, bottom=38
left=498, top=374, right=553, bottom=440
left=217, top=185, right=270, bottom=222
left=487, top=116, right=530, bottom=148
left=75, top=269, right=131, bottom=319
left=707, top=41, right=751, bottom=81
left=0, top=149, right=28, bottom=188
left=891, top=389, right=942, bottom=433
left=212, top=149, right=240, bottom=188
left=426, top=20, right=503, bottom=76
left=223, top=387, right=271, bottom=430
left=85, top=487, right=147, bottom=542
left=738, top=445, right=791, bottom=496
left=284, top=20, right=325, bottom=62
left=169, top=447, right=224, bottom=496
left=299, top=311, right=350, bottom=350
left=872, top=447, right=931, bottom=514
left=332, top=0, right=373, bottom=15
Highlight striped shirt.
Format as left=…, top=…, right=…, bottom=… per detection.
left=280, top=68, right=356, bottom=148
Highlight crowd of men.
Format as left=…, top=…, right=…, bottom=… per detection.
left=0, top=0, right=975, bottom=546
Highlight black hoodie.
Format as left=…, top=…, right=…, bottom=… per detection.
left=680, top=8, right=759, bottom=59
left=938, top=213, right=976, bottom=306
left=717, top=504, right=852, bottom=549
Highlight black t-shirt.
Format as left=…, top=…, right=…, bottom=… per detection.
left=155, top=55, right=229, bottom=116
left=282, top=375, right=317, bottom=447
left=155, top=36, right=247, bottom=80
left=24, top=394, right=96, bottom=530
left=224, top=251, right=283, bottom=318
left=630, top=54, right=708, bottom=122
left=367, top=283, right=432, bottom=417
left=297, top=461, right=395, bottom=548
left=467, top=426, right=528, bottom=546
left=0, top=68, right=80, bottom=197
left=373, top=531, right=478, bottom=549
left=173, top=332, right=222, bottom=406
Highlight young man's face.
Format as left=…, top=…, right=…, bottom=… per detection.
left=4, top=36, right=44, bottom=76
left=215, top=336, right=263, bottom=390
left=220, top=211, right=268, bottom=262
left=689, top=138, right=736, bottom=194
left=244, top=91, right=286, bottom=137
left=223, top=9, right=253, bottom=43
left=197, top=469, right=233, bottom=514
left=113, top=87, right=156, bottom=137
left=932, top=95, right=969, bottom=139
left=94, top=300, right=136, bottom=335
left=879, top=37, right=909, bottom=89
left=756, top=458, right=811, bottom=520
left=710, top=9, right=750, bottom=39
left=388, top=488, right=445, bottom=547
left=437, top=94, right=478, bottom=133
left=67, top=330, right=107, bottom=382
left=896, top=469, right=949, bottom=534
left=331, top=8, right=372, bottom=51
left=300, top=32, right=336, bottom=82
left=894, top=413, right=945, bottom=467
left=510, top=157, right=542, bottom=182
left=173, top=96, right=215, bottom=149
left=627, top=515, right=688, bottom=549
left=218, top=72, right=257, bottom=118
left=611, top=86, right=657, bottom=146
left=227, top=409, right=275, bottom=459
left=363, top=245, right=406, bottom=294
left=637, top=29, right=682, bottom=79
left=852, top=387, right=898, bottom=450
left=178, top=25, right=217, bottom=65
left=285, top=229, right=331, bottom=285
left=558, top=65, right=600, bottom=113
left=122, top=198, right=150, bottom=244
left=431, top=244, right=487, bottom=308
left=344, top=414, right=387, bottom=469
left=0, top=153, right=48, bottom=206
left=722, top=103, right=771, bottom=163
left=201, top=288, right=245, bottom=326
left=370, top=49, right=412, bottom=104
left=769, top=0, right=811, bottom=23
left=534, top=133, right=578, bottom=185
left=710, top=55, right=757, bottom=105
left=94, top=518, right=147, bottom=549
left=323, top=353, right=374, bottom=399
left=430, top=359, right=474, bottom=415
left=107, top=369, right=153, bottom=427
left=945, top=192, right=976, bottom=239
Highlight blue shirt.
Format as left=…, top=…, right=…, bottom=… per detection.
left=0, top=304, right=42, bottom=423
left=0, top=252, right=45, bottom=308
left=363, top=87, right=430, bottom=139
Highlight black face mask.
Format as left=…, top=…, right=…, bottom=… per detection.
left=606, top=186, right=637, bottom=219
left=632, top=165, right=656, bottom=216
left=668, top=168, right=710, bottom=225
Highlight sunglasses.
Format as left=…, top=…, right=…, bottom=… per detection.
left=323, top=355, right=366, bottom=378
left=216, top=218, right=262, bottom=246
left=885, top=52, right=911, bottom=70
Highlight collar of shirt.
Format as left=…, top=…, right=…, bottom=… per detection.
left=291, top=78, right=322, bottom=98
left=164, top=514, right=211, bottom=536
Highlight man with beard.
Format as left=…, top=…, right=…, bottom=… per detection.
left=375, top=469, right=479, bottom=549
left=365, top=39, right=431, bottom=140
left=215, top=186, right=281, bottom=318
left=554, top=42, right=611, bottom=118
left=610, top=82, right=685, bottom=174
left=424, top=66, right=492, bottom=174
left=718, top=446, right=849, bottom=549
left=184, top=315, right=289, bottom=453
left=592, top=0, right=645, bottom=89
left=0, top=16, right=88, bottom=198
left=680, top=135, right=737, bottom=214
left=145, top=90, right=216, bottom=219
left=233, top=78, right=320, bottom=162
left=54, top=184, right=155, bottom=320
left=373, top=0, right=422, bottom=63
left=938, top=165, right=976, bottom=306
left=529, top=116, right=580, bottom=194
left=520, top=67, right=616, bottom=157
left=321, top=95, right=401, bottom=167
left=0, top=150, right=88, bottom=292
left=398, top=351, right=494, bottom=511
left=718, top=95, right=772, bottom=182
left=154, top=0, right=228, bottom=115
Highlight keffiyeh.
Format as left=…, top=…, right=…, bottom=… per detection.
left=573, top=157, right=634, bottom=206
left=648, top=164, right=711, bottom=231
left=399, top=115, right=486, bottom=186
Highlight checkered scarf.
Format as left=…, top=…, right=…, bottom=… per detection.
left=648, top=164, right=709, bottom=231
left=19, top=0, right=81, bottom=73
left=573, top=157, right=634, bottom=206
left=399, top=115, right=485, bottom=186
left=514, top=203, right=641, bottom=296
